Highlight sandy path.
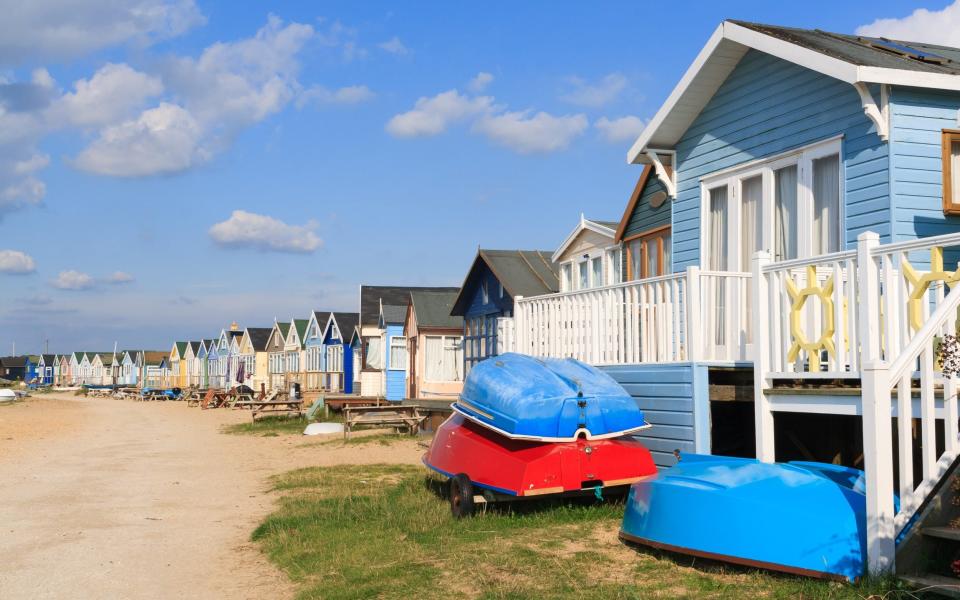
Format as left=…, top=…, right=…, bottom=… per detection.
left=0, top=393, right=426, bottom=599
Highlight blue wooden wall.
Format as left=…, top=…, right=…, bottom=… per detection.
left=672, top=49, right=888, bottom=271
left=622, top=176, right=671, bottom=239
left=384, top=323, right=406, bottom=401
left=463, top=261, right=513, bottom=319
left=890, top=87, right=960, bottom=244
left=601, top=363, right=709, bottom=467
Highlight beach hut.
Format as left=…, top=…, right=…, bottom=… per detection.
left=404, top=291, right=464, bottom=401
left=282, top=318, right=309, bottom=389
left=449, top=250, right=558, bottom=374
left=379, top=302, right=409, bottom=402
left=239, top=327, right=272, bottom=391
left=266, top=320, right=290, bottom=390
left=36, top=354, right=55, bottom=385
left=142, top=351, right=167, bottom=388
left=0, top=356, right=32, bottom=382
left=321, top=311, right=360, bottom=393
left=303, top=310, right=331, bottom=391
left=553, top=214, right=623, bottom=291
left=348, top=326, right=362, bottom=393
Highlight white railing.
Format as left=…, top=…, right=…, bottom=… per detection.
left=510, top=268, right=750, bottom=365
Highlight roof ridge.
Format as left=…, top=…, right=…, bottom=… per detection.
left=516, top=250, right=552, bottom=291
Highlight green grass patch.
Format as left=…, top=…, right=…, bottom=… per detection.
left=222, top=413, right=343, bottom=437
left=253, top=464, right=910, bottom=600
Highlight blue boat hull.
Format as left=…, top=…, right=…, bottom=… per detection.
left=454, top=353, right=649, bottom=441
left=620, top=454, right=870, bottom=581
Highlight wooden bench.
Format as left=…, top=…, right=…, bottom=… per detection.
left=250, top=397, right=304, bottom=421
left=342, top=405, right=426, bottom=440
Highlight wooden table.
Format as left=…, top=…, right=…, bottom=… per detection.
left=342, top=405, right=426, bottom=439
left=250, top=398, right=304, bottom=421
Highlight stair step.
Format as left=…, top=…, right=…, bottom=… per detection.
left=923, top=527, right=960, bottom=542
left=901, top=574, right=960, bottom=598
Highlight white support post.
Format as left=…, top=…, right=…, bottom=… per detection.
left=751, top=251, right=775, bottom=462
left=861, top=360, right=896, bottom=573
left=514, top=295, right=525, bottom=355
left=857, top=232, right=881, bottom=362
left=686, top=267, right=702, bottom=362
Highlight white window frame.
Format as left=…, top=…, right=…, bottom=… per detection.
left=423, top=335, right=464, bottom=382
left=388, top=335, right=408, bottom=371
left=699, top=136, right=844, bottom=269
left=561, top=243, right=622, bottom=291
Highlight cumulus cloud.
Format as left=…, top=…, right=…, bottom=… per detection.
left=386, top=90, right=495, bottom=137
left=55, top=63, right=164, bottom=127
left=106, top=271, right=135, bottom=284
left=857, top=2, right=960, bottom=45
left=467, top=72, right=494, bottom=93
left=0, top=250, right=36, bottom=274
left=562, top=73, right=628, bottom=107
left=0, top=0, right=205, bottom=66
left=209, top=210, right=322, bottom=254
left=378, top=36, right=410, bottom=55
left=473, top=111, right=588, bottom=154
left=595, top=115, right=647, bottom=143
left=51, top=270, right=95, bottom=290
left=297, top=84, right=375, bottom=107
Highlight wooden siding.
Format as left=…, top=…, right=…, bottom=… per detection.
left=555, top=229, right=616, bottom=263
left=463, top=262, right=513, bottom=319
left=384, top=323, right=406, bottom=401
left=601, top=363, right=707, bottom=468
left=672, top=50, right=888, bottom=271
left=622, top=176, right=671, bottom=239
left=889, top=87, right=960, bottom=245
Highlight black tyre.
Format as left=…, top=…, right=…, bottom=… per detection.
left=449, top=473, right=475, bottom=518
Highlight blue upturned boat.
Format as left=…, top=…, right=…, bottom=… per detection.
left=620, top=454, right=878, bottom=581
left=452, top=353, right=650, bottom=442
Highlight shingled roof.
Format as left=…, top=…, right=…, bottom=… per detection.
left=409, top=290, right=463, bottom=329
left=359, top=285, right=459, bottom=326
left=245, top=327, right=273, bottom=352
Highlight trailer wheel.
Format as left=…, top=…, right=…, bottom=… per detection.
left=449, top=473, right=475, bottom=518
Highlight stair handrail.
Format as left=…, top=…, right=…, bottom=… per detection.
left=887, top=282, right=960, bottom=382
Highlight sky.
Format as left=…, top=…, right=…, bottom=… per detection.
left=0, top=0, right=955, bottom=354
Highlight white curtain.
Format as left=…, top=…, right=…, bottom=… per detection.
left=813, top=154, right=840, bottom=254
left=775, top=165, right=798, bottom=261
left=740, top=176, right=762, bottom=271
left=591, top=256, right=602, bottom=287
left=366, top=337, right=382, bottom=369
left=424, top=336, right=444, bottom=381
left=709, top=186, right=728, bottom=346
left=444, top=338, right=463, bottom=381
left=662, top=233, right=671, bottom=274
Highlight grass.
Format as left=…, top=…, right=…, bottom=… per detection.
left=222, top=413, right=344, bottom=437
left=253, top=463, right=911, bottom=600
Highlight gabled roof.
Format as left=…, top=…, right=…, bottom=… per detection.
left=244, top=327, right=273, bottom=352
left=628, top=19, right=960, bottom=164
left=326, top=312, right=359, bottom=341
left=0, top=356, right=28, bottom=367
left=451, top=249, right=559, bottom=315
left=173, top=342, right=187, bottom=359
left=380, top=304, right=407, bottom=326
left=142, top=351, right=167, bottom=366
left=40, top=354, right=55, bottom=364
left=409, top=290, right=463, bottom=329
left=551, top=214, right=618, bottom=262
left=188, top=341, right=201, bottom=354
left=292, top=319, right=309, bottom=349
left=360, top=285, right=459, bottom=326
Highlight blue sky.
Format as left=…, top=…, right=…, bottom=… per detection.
left=0, top=0, right=949, bottom=353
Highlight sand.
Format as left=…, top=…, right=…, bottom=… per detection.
left=0, top=393, right=426, bottom=599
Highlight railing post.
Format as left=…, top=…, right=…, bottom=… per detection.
left=751, top=251, right=775, bottom=462
left=856, top=231, right=895, bottom=573
left=514, top=295, right=525, bottom=355
left=685, top=266, right=702, bottom=362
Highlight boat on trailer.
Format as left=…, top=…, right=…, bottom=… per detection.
left=424, top=413, right=657, bottom=516
left=452, top=353, right=651, bottom=442
left=619, top=454, right=883, bottom=582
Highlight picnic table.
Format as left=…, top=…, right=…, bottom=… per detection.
left=250, top=395, right=303, bottom=421
left=140, top=389, right=169, bottom=401
left=342, top=405, right=426, bottom=440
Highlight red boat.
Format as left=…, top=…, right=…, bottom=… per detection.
left=424, top=413, right=658, bottom=517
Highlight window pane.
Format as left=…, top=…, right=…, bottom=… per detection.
left=662, top=234, right=672, bottom=274
left=812, top=154, right=840, bottom=254
left=608, top=248, right=622, bottom=284
left=740, top=175, right=763, bottom=271
left=775, top=165, right=798, bottom=261
left=628, top=240, right=643, bottom=280
left=646, top=239, right=658, bottom=276
left=561, top=263, right=572, bottom=291
left=591, top=256, right=602, bottom=287
left=578, top=262, right=589, bottom=289
left=424, top=336, right=444, bottom=381
left=953, top=141, right=960, bottom=205
left=708, top=186, right=728, bottom=270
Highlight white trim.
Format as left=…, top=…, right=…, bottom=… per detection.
left=699, top=134, right=844, bottom=184
left=854, top=83, right=889, bottom=141
left=646, top=150, right=677, bottom=198
left=627, top=21, right=960, bottom=163
left=551, top=213, right=617, bottom=263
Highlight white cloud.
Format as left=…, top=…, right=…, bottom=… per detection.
left=298, top=84, right=375, bottom=107
left=857, top=2, right=960, bottom=46
left=73, top=103, right=208, bottom=176
left=468, top=72, right=494, bottom=93
left=386, top=90, right=495, bottom=137
left=0, top=250, right=36, bottom=274
left=55, top=63, right=164, bottom=127
left=209, top=210, right=322, bottom=254
left=473, top=111, right=588, bottom=154
left=106, top=271, right=135, bottom=284
left=595, top=115, right=647, bottom=143
left=562, top=73, right=627, bottom=107
left=52, top=270, right=95, bottom=290
left=378, top=36, right=410, bottom=55
left=0, top=0, right=205, bottom=66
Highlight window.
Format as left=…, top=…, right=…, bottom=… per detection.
left=389, top=336, right=407, bottom=370
left=626, top=227, right=672, bottom=279
left=424, top=335, right=464, bottom=381
left=578, top=261, right=589, bottom=289
left=607, top=247, right=623, bottom=285
left=591, top=256, right=603, bottom=287
left=561, top=263, right=572, bottom=292
left=481, top=280, right=489, bottom=304
left=702, top=137, right=842, bottom=266
left=327, top=345, right=343, bottom=372
left=943, top=130, right=960, bottom=214
left=364, top=337, right=383, bottom=369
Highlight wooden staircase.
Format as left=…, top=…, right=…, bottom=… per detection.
left=897, top=455, right=960, bottom=597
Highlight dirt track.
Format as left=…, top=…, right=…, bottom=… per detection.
left=0, top=393, right=425, bottom=599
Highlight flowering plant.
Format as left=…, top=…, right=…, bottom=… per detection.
left=940, top=334, right=960, bottom=379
